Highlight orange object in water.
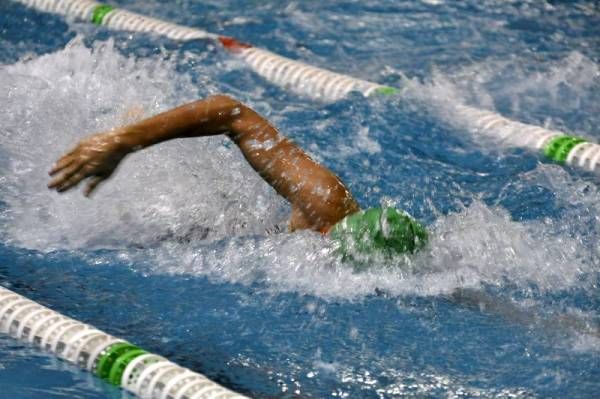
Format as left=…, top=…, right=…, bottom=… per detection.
left=218, top=36, right=252, bottom=53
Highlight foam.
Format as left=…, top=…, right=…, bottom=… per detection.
left=0, top=39, right=596, bottom=308
left=408, top=51, right=600, bottom=150
left=0, top=37, right=288, bottom=250
left=155, top=199, right=590, bottom=301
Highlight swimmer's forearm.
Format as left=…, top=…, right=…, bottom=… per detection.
left=116, top=95, right=243, bottom=150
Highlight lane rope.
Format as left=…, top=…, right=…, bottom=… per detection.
left=3, top=1, right=598, bottom=395
left=11, top=0, right=599, bottom=173
left=0, top=285, right=248, bottom=399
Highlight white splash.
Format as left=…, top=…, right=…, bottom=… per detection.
left=0, top=37, right=287, bottom=250
left=0, top=39, right=596, bottom=308
left=406, top=50, right=600, bottom=150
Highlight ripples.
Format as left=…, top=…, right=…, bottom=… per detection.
left=1, top=0, right=599, bottom=397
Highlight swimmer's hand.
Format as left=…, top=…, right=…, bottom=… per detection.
left=48, top=129, right=133, bottom=197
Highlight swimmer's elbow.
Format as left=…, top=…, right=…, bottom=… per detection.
left=206, top=94, right=247, bottom=121
left=204, top=94, right=250, bottom=133
left=207, top=94, right=241, bottom=109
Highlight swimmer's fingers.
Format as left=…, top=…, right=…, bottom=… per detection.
left=84, top=175, right=109, bottom=197
left=49, top=141, right=84, bottom=173
left=49, top=155, right=75, bottom=176
left=47, top=162, right=84, bottom=190
left=54, top=171, right=86, bottom=193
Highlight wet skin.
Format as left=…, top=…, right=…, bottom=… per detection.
left=48, top=95, right=360, bottom=233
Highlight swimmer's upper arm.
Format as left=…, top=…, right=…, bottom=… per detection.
left=227, top=104, right=360, bottom=231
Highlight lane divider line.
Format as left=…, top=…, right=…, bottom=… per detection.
left=10, top=0, right=599, bottom=173
left=0, top=285, right=248, bottom=399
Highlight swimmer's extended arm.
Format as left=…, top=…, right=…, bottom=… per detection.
left=49, top=95, right=248, bottom=195
left=49, top=95, right=359, bottom=232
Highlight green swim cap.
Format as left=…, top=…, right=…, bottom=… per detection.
left=329, top=208, right=428, bottom=263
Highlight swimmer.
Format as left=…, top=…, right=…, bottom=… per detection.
left=48, top=95, right=427, bottom=260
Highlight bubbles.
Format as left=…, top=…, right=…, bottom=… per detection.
left=424, top=200, right=591, bottom=293
left=406, top=50, right=600, bottom=150
left=0, top=37, right=597, bottom=306
left=1, top=2, right=599, bottom=398
left=0, top=37, right=287, bottom=250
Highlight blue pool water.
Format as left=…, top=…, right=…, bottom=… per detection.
left=1, top=0, right=599, bottom=397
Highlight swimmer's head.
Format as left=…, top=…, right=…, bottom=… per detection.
left=329, top=207, right=428, bottom=263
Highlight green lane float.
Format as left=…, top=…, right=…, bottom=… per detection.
left=0, top=286, right=247, bottom=399
left=91, top=4, right=113, bottom=24
left=544, top=135, right=586, bottom=163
